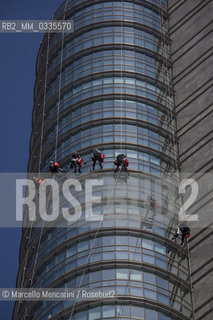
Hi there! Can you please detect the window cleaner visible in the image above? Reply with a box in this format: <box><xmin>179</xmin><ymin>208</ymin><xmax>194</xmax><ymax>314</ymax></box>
<box><xmin>92</xmin><ymin>149</ymin><xmax>104</xmax><ymax>170</ymax></box>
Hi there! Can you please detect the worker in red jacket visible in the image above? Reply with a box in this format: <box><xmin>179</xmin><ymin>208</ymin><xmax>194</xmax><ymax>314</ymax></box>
<box><xmin>92</xmin><ymin>149</ymin><xmax>104</xmax><ymax>170</ymax></box>
<box><xmin>49</xmin><ymin>161</ymin><xmax>64</xmax><ymax>173</ymax></box>
<box><xmin>70</xmin><ymin>152</ymin><xmax>83</xmax><ymax>173</ymax></box>
<box><xmin>33</xmin><ymin>177</ymin><xmax>44</xmax><ymax>188</ymax></box>
<box><xmin>113</xmin><ymin>154</ymin><xmax>128</xmax><ymax>173</ymax></box>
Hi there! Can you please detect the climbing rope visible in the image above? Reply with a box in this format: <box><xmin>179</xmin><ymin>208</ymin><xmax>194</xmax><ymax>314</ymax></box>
<box><xmin>68</xmin><ymin>168</ymin><xmax>125</xmax><ymax>319</ymax></box>
<box><xmin>54</xmin><ymin>0</ymin><xmax>69</xmax><ymax>161</ymax></box>
<box><xmin>38</xmin><ymin>30</ymin><xmax>51</xmax><ymax>175</ymax></box>
<box><xmin>120</xmin><ymin>0</ymin><xmax>123</xmax><ymax>154</ymax></box>
<box><xmin>21</xmin><ymin>1</ymin><xmax>69</xmax><ymax>317</ymax></box>
<box><xmin>16</xmin><ymin>17</ymin><xmax>52</xmax><ymax>318</ymax></box>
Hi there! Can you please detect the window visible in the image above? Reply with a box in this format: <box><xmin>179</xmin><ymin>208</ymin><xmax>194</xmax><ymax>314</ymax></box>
<box><xmin>56</xmin><ymin>251</ymin><xmax>64</xmax><ymax>263</ymax></box>
<box><xmin>116</xmin><ymin>269</ymin><xmax>128</xmax><ymax>280</ymax></box>
<box><xmin>129</xmin><ymin>236</ymin><xmax>139</xmax><ymax>247</ymax></box>
<box><xmin>157</xmin><ymin>276</ymin><xmax>169</xmax><ymax>289</ymax></box>
<box><xmin>78</xmin><ymin>241</ymin><xmax>89</xmax><ymax>252</ymax></box>
<box><xmin>66</xmin><ymin>245</ymin><xmax>76</xmax><ymax>258</ymax></box>
<box><xmin>130</xmin><ymin>269</ymin><xmax>142</xmax><ymax>281</ymax></box>
<box><xmin>159</xmin><ymin>313</ymin><xmax>170</xmax><ymax>320</ymax></box>
<box><xmin>132</xmin><ymin>306</ymin><xmax>144</xmax><ymax>318</ymax></box>
<box><xmin>158</xmin><ymin>293</ymin><xmax>169</xmax><ymax>305</ymax></box>
<box><xmin>103</xmin><ymin>269</ymin><xmax>115</xmax><ymax>280</ymax></box>
<box><xmin>103</xmin><ymin>236</ymin><xmax>114</xmax><ymax>246</ymax></box>
<box><xmin>116</xmin><ymin>235</ymin><xmax>128</xmax><ymax>246</ymax></box>
<box><xmin>142</xmin><ymin>238</ymin><xmax>154</xmax><ymax>250</ymax></box>
<box><xmin>155</xmin><ymin>242</ymin><xmax>166</xmax><ymax>255</ymax></box>
<box><xmin>144</xmin><ymin>272</ymin><xmax>156</xmax><ymax>284</ymax></box>
<box><xmin>103</xmin><ymin>305</ymin><xmax>115</xmax><ymax>317</ymax></box>
<box><xmin>145</xmin><ymin>309</ymin><xmax>158</xmax><ymax>320</ymax></box>
<box><xmin>117</xmin><ymin>305</ymin><xmax>130</xmax><ymax>317</ymax></box>
<box><xmin>89</xmin><ymin>307</ymin><xmax>101</xmax><ymax>320</ymax></box>
<box><xmin>90</xmin><ymin>271</ymin><xmax>101</xmax><ymax>283</ymax></box>
<box><xmin>131</xmin><ymin>287</ymin><xmax>143</xmax><ymax>297</ymax></box>
<box><xmin>144</xmin><ymin>289</ymin><xmax>157</xmax><ymax>300</ymax></box>
<box><xmin>103</xmin><ymin>251</ymin><xmax>115</xmax><ymax>260</ymax></box>
<box><xmin>156</xmin><ymin>258</ymin><xmax>167</xmax><ymax>269</ymax></box>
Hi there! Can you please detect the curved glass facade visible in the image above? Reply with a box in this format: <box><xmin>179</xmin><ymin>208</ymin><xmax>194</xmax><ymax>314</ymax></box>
<box><xmin>14</xmin><ymin>1</ymin><xmax>193</xmax><ymax>320</ymax></box>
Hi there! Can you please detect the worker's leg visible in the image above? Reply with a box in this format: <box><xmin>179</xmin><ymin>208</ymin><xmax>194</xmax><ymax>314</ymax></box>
<box><xmin>172</xmin><ymin>233</ymin><xmax>179</xmax><ymax>242</ymax></box>
<box><xmin>92</xmin><ymin>158</ymin><xmax>96</xmax><ymax>170</ymax></box>
<box><xmin>145</xmin><ymin>207</ymin><xmax>150</xmax><ymax>219</ymax></box>
<box><xmin>99</xmin><ymin>160</ymin><xmax>103</xmax><ymax>169</ymax></box>
<box><xmin>74</xmin><ymin>163</ymin><xmax>77</xmax><ymax>173</ymax></box>
<box><xmin>114</xmin><ymin>164</ymin><xmax>119</xmax><ymax>173</ymax></box>
<box><xmin>151</xmin><ymin>205</ymin><xmax>156</xmax><ymax>217</ymax></box>
<box><xmin>181</xmin><ymin>233</ymin><xmax>185</xmax><ymax>245</ymax></box>
<box><xmin>122</xmin><ymin>163</ymin><xmax>127</xmax><ymax>172</ymax></box>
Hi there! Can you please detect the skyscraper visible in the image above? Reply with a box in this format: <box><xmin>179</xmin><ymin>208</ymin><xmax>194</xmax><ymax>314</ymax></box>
<box><xmin>13</xmin><ymin>1</ymin><xmax>193</xmax><ymax>319</ymax></box>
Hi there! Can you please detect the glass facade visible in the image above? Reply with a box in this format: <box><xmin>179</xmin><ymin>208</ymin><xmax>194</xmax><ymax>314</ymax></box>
<box><xmin>14</xmin><ymin>1</ymin><xmax>193</xmax><ymax>320</ymax></box>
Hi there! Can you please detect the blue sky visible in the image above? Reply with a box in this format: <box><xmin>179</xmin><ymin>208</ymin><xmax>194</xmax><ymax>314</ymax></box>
<box><xmin>0</xmin><ymin>0</ymin><xmax>64</xmax><ymax>318</ymax></box>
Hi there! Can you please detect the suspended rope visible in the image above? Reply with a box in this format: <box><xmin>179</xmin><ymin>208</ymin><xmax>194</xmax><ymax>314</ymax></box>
<box><xmin>178</xmin><ymin>243</ymin><xmax>190</xmax><ymax>320</ymax></box>
<box><xmin>23</xmin><ymin>2</ymin><xmax>70</xmax><ymax>318</ymax></box>
<box><xmin>55</xmin><ymin>0</ymin><xmax>69</xmax><ymax>161</ymax></box>
<box><xmin>16</xmin><ymin>19</ymin><xmax>52</xmax><ymax>318</ymax></box>
<box><xmin>16</xmin><ymin>216</ymin><xmax>35</xmax><ymax>317</ymax></box>
<box><xmin>159</xmin><ymin>0</ymin><xmax>178</xmax><ymax>176</ymax></box>
<box><xmin>120</xmin><ymin>0</ymin><xmax>123</xmax><ymax>154</ymax></box>
<box><xmin>117</xmin><ymin>234</ymin><xmax>142</xmax><ymax>319</ymax></box>
<box><xmin>186</xmin><ymin>238</ymin><xmax>195</xmax><ymax>320</ymax></box>
<box><xmin>38</xmin><ymin>30</ymin><xmax>51</xmax><ymax>175</ymax></box>
<box><xmin>68</xmin><ymin>167</ymin><xmax>124</xmax><ymax>319</ymax></box>
<box><xmin>22</xmin><ymin>184</ymin><xmax>55</xmax><ymax>320</ymax></box>
<box><xmin>157</xmin><ymin>0</ymin><xmax>180</xmax><ymax>243</ymax></box>
<box><xmin>23</xmin><ymin>0</ymin><xmax>70</xmax><ymax>314</ymax></box>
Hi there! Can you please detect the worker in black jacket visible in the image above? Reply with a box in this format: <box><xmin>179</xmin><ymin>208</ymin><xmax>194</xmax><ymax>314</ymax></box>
<box><xmin>70</xmin><ymin>152</ymin><xmax>83</xmax><ymax>173</ymax></box>
<box><xmin>172</xmin><ymin>224</ymin><xmax>191</xmax><ymax>245</ymax></box>
<box><xmin>92</xmin><ymin>149</ymin><xmax>104</xmax><ymax>170</ymax></box>
<box><xmin>113</xmin><ymin>154</ymin><xmax>128</xmax><ymax>173</ymax></box>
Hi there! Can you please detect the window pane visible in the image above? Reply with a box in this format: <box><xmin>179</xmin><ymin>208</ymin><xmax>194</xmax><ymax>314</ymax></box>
<box><xmin>76</xmin><ymin>310</ymin><xmax>87</xmax><ymax>320</ymax></box>
<box><xmin>132</xmin><ymin>306</ymin><xmax>144</xmax><ymax>318</ymax></box>
<box><xmin>103</xmin><ymin>236</ymin><xmax>114</xmax><ymax>246</ymax></box>
<box><xmin>145</xmin><ymin>309</ymin><xmax>158</xmax><ymax>320</ymax></box>
<box><xmin>130</xmin><ymin>269</ymin><xmax>142</xmax><ymax>281</ymax></box>
<box><xmin>67</xmin><ymin>245</ymin><xmax>76</xmax><ymax>257</ymax></box>
<box><xmin>116</xmin><ymin>235</ymin><xmax>128</xmax><ymax>245</ymax></box>
<box><xmin>143</xmin><ymin>254</ymin><xmax>155</xmax><ymax>264</ymax></box>
<box><xmin>155</xmin><ymin>242</ymin><xmax>166</xmax><ymax>255</ymax></box>
<box><xmin>78</xmin><ymin>241</ymin><xmax>89</xmax><ymax>252</ymax></box>
<box><xmin>103</xmin><ymin>305</ymin><xmax>115</xmax><ymax>317</ymax></box>
<box><xmin>90</xmin><ymin>271</ymin><xmax>101</xmax><ymax>282</ymax></box>
<box><xmin>158</xmin><ymin>293</ymin><xmax>169</xmax><ymax>305</ymax></box>
<box><xmin>159</xmin><ymin>313</ymin><xmax>170</xmax><ymax>320</ymax></box>
<box><xmin>144</xmin><ymin>289</ymin><xmax>157</xmax><ymax>300</ymax></box>
<box><xmin>144</xmin><ymin>272</ymin><xmax>156</xmax><ymax>284</ymax></box>
<box><xmin>157</xmin><ymin>276</ymin><xmax>169</xmax><ymax>289</ymax></box>
<box><xmin>117</xmin><ymin>305</ymin><xmax>130</xmax><ymax>317</ymax></box>
<box><xmin>142</xmin><ymin>239</ymin><xmax>153</xmax><ymax>250</ymax></box>
<box><xmin>103</xmin><ymin>269</ymin><xmax>115</xmax><ymax>280</ymax></box>
<box><xmin>116</xmin><ymin>269</ymin><xmax>128</xmax><ymax>279</ymax></box>
<box><xmin>89</xmin><ymin>307</ymin><xmax>101</xmax><ymax>320</ymax></box>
